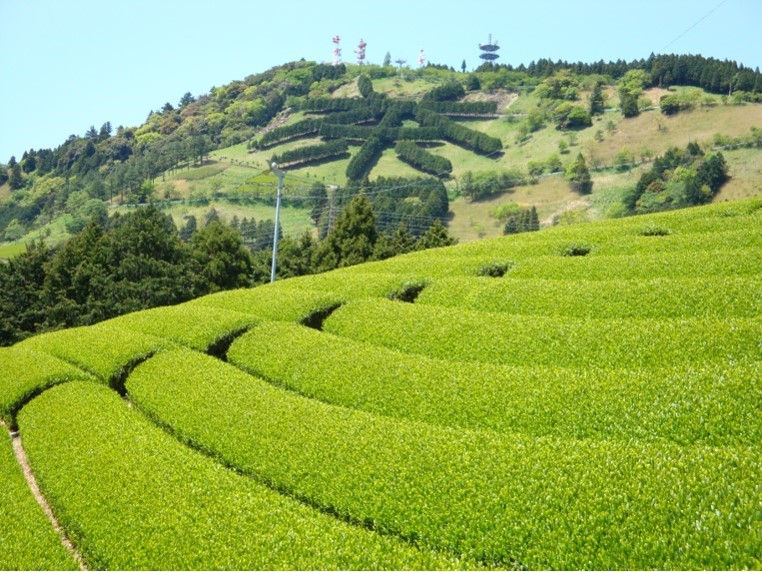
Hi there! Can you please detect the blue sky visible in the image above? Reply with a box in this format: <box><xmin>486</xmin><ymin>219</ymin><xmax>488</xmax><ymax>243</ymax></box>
<box><xmin>1</xmin><ymin>0</ymin><xmax>760</xmax><ymax>162</ymax></box>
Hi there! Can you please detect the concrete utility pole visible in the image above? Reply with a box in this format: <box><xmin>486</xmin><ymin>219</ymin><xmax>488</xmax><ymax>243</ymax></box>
<box><xmin>270</xmin><ymin>162</ymin><xmax>285</xmax><ymax>283</ymax></box>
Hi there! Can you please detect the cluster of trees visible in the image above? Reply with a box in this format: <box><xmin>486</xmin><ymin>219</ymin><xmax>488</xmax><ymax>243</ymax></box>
<box><xmin>533</xmin><ymin>71</ymin><xmax>593</xmax><ymax>130</ymax></box>
<box><xmin>418</xmin><ymin>101</ymin><xmax>498</xmax><ymax>116</ymax></box>
<box><xmin>254</xmin><ymin>119</ymin><xmax>322</xmax><ymax>149</ymax></box>
<box><xmin>416</xmin><ymin>109</ymin><xmax>502</xmax><ymax>154</ymax></box>
<box><xmin>1</xmin><ymin>188</ymin><xmax>457</xmax><ymax>345</ymax></box>
<box><xmin>565</xmin><ymin>153</ymin><xmax>593</xmax><ymax>194</ymax></box>
<box><xmin>502</xmin><ymin>205</ymin><xmax>540</xmax><ymax>235</ymax></box>
<box><xmin>0</xmin><ymin>206</ymin><xmax>252</xmax><ymax>345</ymax></box>
<box><xmin>395</xmin><ymin>141</ymin><xmax>453</xmax><ymax>176</ymax></box>
<box><xmin>346</xmin><ymin>137</ymin><xmax>385</xmax><ymax>181</ymax></box>
<box><xmin>458</xmin><ymin>170</ymin><xmax>528</xmax><ymax>201</ymax></box>
<box><xmin>624</xmin><ymin>143</ymin><xmax>729</xmax><ymax>213</ymax></box>
<box><xmin>271</xmin><ymin>139</ymin><xmax>348</xmax><ymax>168</ymax></box>
<box><xmin>485</xmin><ymin>53</ymin><xmax>762</xmax><ymax>97</ymax></box>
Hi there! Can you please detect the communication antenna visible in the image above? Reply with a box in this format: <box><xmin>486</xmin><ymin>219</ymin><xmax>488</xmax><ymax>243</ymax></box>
<box><xmin>479</xmin><ymin>34</ymin><xmax>500</xmax><ymax>62</ymax></box>
<box><xmin>332</xmin><ymin>35</ymin><xmax>342</xmax><ymax>66</ymax></box>
<box><xmin>394</xmin><ymin>58</ymin><xmax>407</xmax><ymax>69</ymax></box>
<box><xmin>355</xmin><ymin>38</ymin><xmax>367</xmax><ymax>65</ymax></box>
<box><xmin>418</xmin><ymin>49</ymin><xmax>425</xmax><ymax>67</ymax></box>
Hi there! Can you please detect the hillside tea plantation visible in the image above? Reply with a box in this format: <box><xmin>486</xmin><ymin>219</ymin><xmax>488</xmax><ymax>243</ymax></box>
<box><xmin>1</xmin><ymin>197</ymin><xmax>761</xmax><ymax>570</ymax></box>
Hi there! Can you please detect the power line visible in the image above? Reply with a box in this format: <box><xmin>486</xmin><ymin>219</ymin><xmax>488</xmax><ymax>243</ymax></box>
<box><xmin>659</xmin><ymin>0</ymin><xmax>730</xmax><ymax>53</ymax></box>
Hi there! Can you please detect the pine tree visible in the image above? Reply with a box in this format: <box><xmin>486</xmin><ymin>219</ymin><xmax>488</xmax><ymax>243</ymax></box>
<box><xmin>8</xmin><ymin>163</ymin><xmax>24</xmax><ymax>190</ymax></box>
<box><xmin>589</xmin><ymin>82</ymin><xmax>605</xmax><ymax>115</ymax></box>
<box><xmin>565</xmin><ymin>153</ymin><xmax>593</xmax><ymax>194</ymax></box>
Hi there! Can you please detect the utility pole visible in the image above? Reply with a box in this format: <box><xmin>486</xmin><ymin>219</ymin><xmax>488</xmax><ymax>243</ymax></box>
<box><xmin>270</xmin><ymin>162</ymin><xmax>285</xmax><ymax>283</ymax></box>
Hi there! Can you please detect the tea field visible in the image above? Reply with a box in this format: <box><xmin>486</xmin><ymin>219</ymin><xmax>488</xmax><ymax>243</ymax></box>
<box><xmin>1</xmin><ymin>198</ymin><xmax>760</xmax><ymax>570</ymax></box>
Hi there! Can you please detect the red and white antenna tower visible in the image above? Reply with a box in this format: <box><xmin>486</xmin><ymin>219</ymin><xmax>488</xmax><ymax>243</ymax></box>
<box><xmin>355</xmin><ymin>38</ymin><xmax>367</xmax><ymax>65</ymax></box>
<box><xmin>418</xmin><ymin>49</ymin><xmax>425</xmax><ymax>67</ymax></box>
<box><xmin>332</xmin><ymin>35</ymin><xmax>342</xmax><ymax>66</ymax></box>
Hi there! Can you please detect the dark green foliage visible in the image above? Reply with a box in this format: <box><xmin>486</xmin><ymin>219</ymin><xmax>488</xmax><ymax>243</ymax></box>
<box><xmin>589</xmin><ymin>82</ymin><xmax>605</xmax><ymax>115</ymax></box>
<box><xmin>422</xmin><ymin>81</ymin><xmax>466</xmax><ymax>102</ymax></box>
<box><xmin>503</xmin><ymin>206</ymin><xmax>540</xmax><ymax>235</ymax></box>
<box><xmin>301</xmin><ymin>98</ymin><xmax>358</xmax><ymax>112</ymax></box>
<box><xmin>191</xmin><ymin>221</ymin><xmax>253</xmax><ymax>293</ymax></box>
<box><xmin>313</xmin><ymin>196</ymin><xmax>378</xmax><ymax>271</ymax></box>
<box><xmin>8</xmin><ymin>164</ymin><xmax>24</xmax><ymax>190</ymax></box>
<box><xmin>321</xmin><ymin>106</ymin><xmax>380</xmax><ymax>125</ymax></box>
<box><xmin>565</xmin><ymin>153</ymin><xmax>593</xmax><ymax>194</ymax></box>
<box><xmin>417</xmin><ymin>101</ymin><xmax>497</xmax><ymax>116</ymax></box>
<box><xmin>358</xmin><ymin>75</ymin><xmax>374</xmax><ymax>98</ymax></box>
<box><xmin>0</xmin><ymin>166</ymin><xmax>7</xmax><ymax>186</ymax></box>
<box><xmin>562</xmin><ymin>243</ymin><xmax>593</xmax><ymax>257</ymax></box>
<box><xmin>417</xmin><ymin>219</ymin><xmax>457</xmax><ymax>249</ymax></box>
<box><xmin>255</xmin><ymin>119</ymin><xmax>322</xmax><ymax>149</ymax></box>
<box><xmin>459</xmin><ymin>170</ymin><xmax>528</xmax><ymax>201</ymax></box>
<box><xmin>476</xmin><ymin>261</ymin><xmax>512</xmax><ymax>277</ymax></box>
<box><xmin>621</xmin><ymin>91</ymin><xmax>640</xmax><ymax>117</ymax></box>
<box><xmin>180</xmin><ymin>215</ymin><xmax>197</xmax><ymax>242</ymax></box>
<box><xmin>318</xmin><ymin>123</ymin><xmax>377</xmax><ymax>141</ymax></box>
<box><xmin>626</xmin><ymin>144</ymin><xmax>729</xmax><ymax>213</ymax></box>
<box><xmin>346</xmin><ymin>137</ymin><xmax>384</xmax><ymax>181</ymax></box>
<box><xmin>659</xmin><ymin>95</ymin><xmax>680</xmax><ymax>115</ymax></box>
<box><xmin>308</xmin><ymin>182</ymin><xmax>328</xmax><ymax>225</ymax></box>
<box><xmin>395</xmin><ymin>141</ymin><xmax>452</xmax><ymax>176</ymax></box>
<box><xmin>416</xmin><ymin>109</ymin><xmax>502</xmax><ymax>155</ymax></box>
<box><xmin>271</xmin><ymin>139</ymin><xmax>348</xmax><ymax>167</ymax></box>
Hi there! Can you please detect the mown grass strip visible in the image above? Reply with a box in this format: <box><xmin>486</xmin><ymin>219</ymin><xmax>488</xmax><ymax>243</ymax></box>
<box><xmin>0</xmin><ymin>429</ymin><xmax>78</xmax><ymax>571</ymax></box>
<box><xmin>14</xmin><ymin>323</ymin><xmax>174</xmax><ymax>387</ymax></box>
<box><xmin>228</xmin><ymin>322</ymin><xmax>762</xmax><ymax>447</ymax></box>
<box><xmin>127</xmin><ymin>349</ymin><xmax>762</xmax><ymax>570</ymax></box>
<box><xmin>0</xmin><ymin>347</ymin><xmax>93</xmax><ymax>428</ymax></box>
<box><xmin>18</xmin><ymin>382</ymin><xmax>461</xmax><ymax>571</ymax></box>
<box><xmin>104</xmin><ymin>303</ymin><xmax>258</xmax><ymax>352</ymax></box>
<box><xmin>187</xmin><ymin>284</ymin><xmax>344</xmax><ymax>323</ymax></box>
<box><xmin>323</xmin><ymin>298</ymin><xmax>762</xmax><ymax>368</ymax></box>
<box><xmin>417</xmin><ymin>276</ymin><xmax>762</xmax><ymax>318</ymax></box>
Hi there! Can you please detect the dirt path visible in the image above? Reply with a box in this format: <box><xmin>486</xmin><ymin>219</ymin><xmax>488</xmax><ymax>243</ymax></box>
<box><xmin>9</xmin><ymin>427</ymin><xmax>88</xmax><ymax>570</ymax></box>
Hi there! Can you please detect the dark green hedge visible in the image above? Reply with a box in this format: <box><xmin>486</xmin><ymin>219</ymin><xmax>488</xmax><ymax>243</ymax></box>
<box><xmin>395</xmin><ymin>141</ymin><xmax>452</xmax><ymax>176</ymax></box>
<box><xmin>271</xmin><ymin>139</ymin><xmax>349</xmax><ymax>167</ymax></box>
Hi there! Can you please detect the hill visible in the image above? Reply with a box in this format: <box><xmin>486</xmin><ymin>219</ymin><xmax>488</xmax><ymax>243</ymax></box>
<box><xmin>1</xmin><ymin>197</ymin><xmax>761</xmax><ymax>569</ymax></box>
<box><xmin>1</xmin><ymin>54</ymin><xmax>761</xmax><ymax>255</ymax></box>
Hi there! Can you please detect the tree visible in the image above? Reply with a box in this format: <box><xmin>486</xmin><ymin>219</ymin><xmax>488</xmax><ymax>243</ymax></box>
<box><xmin>461</xmin><ymin>60</ymin><xmax>467</xmax><ymax>73</ymax></box>
<box><xmin>417</xmin><ymin>219</ymin><xmax>456</xmax><ymax>250</ymax></box>
<box><xmin>383</xmin><ymin>52</ymin><xmax>392</xmax><ymax>67</ymax></box>
<box><xmin>8</xmin><ymin>163</ymin><xmax>24</xmax><ymax>190</ymax></box>
<box><xmin>565</xmin><ymin>153</ymin><xmax>593</xmax><ymax>194</ymax></box>
<box><xmin>620</xmin><ymin>90</ymin><xmax>640</xmax><ymax>117</ymax></box>
<box><xmin>589</xmin><ymin>82</ymin><xmax>605</xmax><ymax>115</ymax></box>
<box><xmin>179</xmin><ymin>92</ymin><xmax>195</xmax><ymax>108</ymax></box>
<box><xmin>99</xmin><ymin>122</ymin><xmax>112</xmax><ymax>139</ymax></box>
<box><xmin>313</xmin><ymin>195</ymin><xmax>378</xmax><ymax>271</ymax></box>
<box><xmin>308</xmin><ymin>182</ymin><xmax>328</xmax><ymax>225</ymax></box>
<box><xmin>191</xmin><ymin>221</ymin><xmax>253</xmax><ymax>293</ymax></box>
<box><xmin>180</xmin><ymin>215</ymin><xmax>198</xmax><ymax>242</ymax></box>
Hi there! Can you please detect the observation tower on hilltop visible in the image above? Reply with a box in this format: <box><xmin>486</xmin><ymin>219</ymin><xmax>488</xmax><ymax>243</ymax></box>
<box><xmin>479</xmin><ymin>34</ymin><xmax>500</xmax><ymax>63</ymax></box>
<box><xmin>355</xmin><ymin>38</ymin><xmax>367</xmax><ymax>65</ymax></box>
<box><xmin>332</xmin><ymin>35</ymin><xmax>342</xmax><ymax>66</ymax></box>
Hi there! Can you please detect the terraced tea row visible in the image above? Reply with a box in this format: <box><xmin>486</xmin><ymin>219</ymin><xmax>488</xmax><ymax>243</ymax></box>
<box><xmin>228</xmin><ymin>322</ymin><xmax>761</xmax><ymax>446</ymax></box>
<box><xmin>18</xmin><ymin>382</ymin><xmax>459</xmax><ymax>570</ymax></box>
<box><xmin>416</xmin><ymin>276</ymin><xmax>762</xmax><ymax>318</ymax></box>
<box><xmin>323</xmin><ymin>298</ymin><xmax>762</xmax><ymax>368</ymax></box>
<box><xmin>0</xmin><ymin>430</ymin><xmax>77</xmax><ymax>571</ymax></box>
<box><xmin>126</xmin><ymin>349</ymin><xmax>762</xmax><ymax>570</ymax></box>
<box><xmin>0</xmin><ymin>347</ymin><xmax>93</xmax><ymax>428</ymax></box>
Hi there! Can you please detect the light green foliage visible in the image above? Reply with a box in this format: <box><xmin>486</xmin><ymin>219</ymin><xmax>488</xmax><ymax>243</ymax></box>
<box><xmin>15</xmin><ymin>323</ymin><xmax>173</xmax><ymax>384</ymax></box>
<box><xmin>418</xmin><ymin>276</ymin><xmax>762</xmax><ymax>318</ymax></box>
<box><xmin>229</xmin><ymin>322</ymin><xmax>761</xmax><ymax>446</ymax></box>
<box><xmin>0</xmin><ymin>431</ymin><xmax>77</xmax><ymax>570</ymax></box>
<box><xmin>0</xmin><ymin>347</ymin><xmax>92</xmax><ymax>426</ymax></box>
<box><xmin>105</xmin><ymin>303</ymin><xmax>258</xmax><ymax>352</ymax></box>
<box><xmin>324</xmin><ymin>298</ymin><xmax>761</xmax><ymax>368</ymax></box>
<box><xmin>19</xmin><ymin>382</ymin><xmax>454</xmax><ymax>570</ymax></box>
<box><xmin>187</xmin><ymin>283</ymin><xmax>344</xmax><ymax>323</ymax></box>
<box><xmin>127</xmin><ymin>350</ymin><xmax>762</xmax><ymax>570</ymax></box>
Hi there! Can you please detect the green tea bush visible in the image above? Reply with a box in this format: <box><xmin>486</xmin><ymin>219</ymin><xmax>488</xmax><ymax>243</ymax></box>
<box><xmin>19</xmin><ymin>382</ymin><xmax>459</xmax><ymax>570</ymax></box>
<box><xmin>127</xmin><ymin>350</ymin><xmax>762</xmax><ymax>570</ymax></box>
<box><xmin>0</xmin><ymin>347</ymin><xmax>92</xmax><ymax>426</ymax></box>
<box><xmin>417</xmin><ymin>276</ymin><xmax>762</xmax><ymax>318</ymax></box>
<box><xmin>228</xmin><ymin>322</ymin><xmax>762</xmax><ymax>446</ymax></box>
<box><xmin>105</xmin><ymin>304</ymin><xmax>258</xmax><ymax>352</ymax></box>
<box><xmin>0</xmin><ymin>431</ymin><xmax>77</xmax><ymax>570</ymax></box>
<box><xmin>15</xmin><ymin>323</ymin><xmax>173</xmax><ymax>386</ymax></box>
<box><xmin>323</xmin><ymin>299</ymin><xmax>762</xmax><ymax>368</ymax></box>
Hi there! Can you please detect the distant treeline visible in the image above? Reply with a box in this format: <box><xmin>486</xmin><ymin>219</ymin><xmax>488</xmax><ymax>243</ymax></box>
<box><xmin>481</xmin><ymin>53</ymin><xmax>762</xmax><ymax>96</ymax></box>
